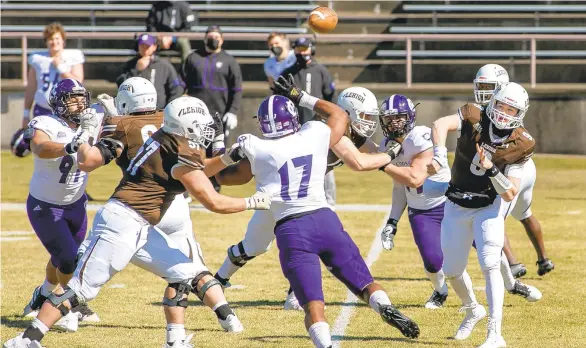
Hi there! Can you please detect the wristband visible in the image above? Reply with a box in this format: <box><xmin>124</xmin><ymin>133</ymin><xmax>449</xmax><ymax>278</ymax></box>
<box><xmin>433</xmin><ymin>145</ymin><xmax>447</xmax><ymax>158</ymax></box>
<box><xmin>299</xmin><ymin>93</ymin><xmax>319</xmax><ymax>110</ymax></box>
<box><xmin>379</xmin><ymin>161</ymin><xmax>391</xmax><ymax>172</ymax></box>
<box><xmin>23</xmin><ymin>109</ymin><xmax>30</xmax><ymax>119</ymax></box>
<box><xmin>64</xmin><ymin>142</ymin><xmax>76</xmax><ymax>155</ymax></box>
<box><xmin>387</xmin><ymin>218</ymin><xmax>399</xmax><ymax>227</ymax></box>
<box><xmin>57</xmin><ymin>63</ymin><xmax>71</xmax><ymax>74</ymax></box>
<box><xmin>487</xmin><ymin>166</ymin><xmax>513</xmax><ymax>194</ymax></box>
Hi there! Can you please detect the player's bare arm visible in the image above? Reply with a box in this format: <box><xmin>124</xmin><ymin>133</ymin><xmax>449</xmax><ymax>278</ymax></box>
<box><xmin>382</xmin><ymin>148</ymin><xmax>432</xmax><ymax>188</ymax></box>
<box><xmin>476</xmin><ymin>143</ymin><xmax>520</xmax><ymax>202</ymax></box>
<box><xmin>77</xmin><ymin>140</ymin><xmax>123</xmax><ymax>172</ymax></box>
<box><xmin>215</xmin><ymin>159</ymin><xmax>254</xmax><ymax>186</ymax></box>
<box><xmin>332</xmin><ymin>136</ymin><xmax>392</xmax><ymax>171</ymax></box>
<box><xmin>203</xmin><ymin>143</ymin><xmax>247</xmax><ymax>177</ymax></box>
<box><xmin>428</xmin><ymin>113</ymin><xmax>460</xmax><ymax>175</ymax></box>
<box><xmin>30</xmin><ymin>129</ymin><xmax>88</xmax><ymax>160</ymax></box>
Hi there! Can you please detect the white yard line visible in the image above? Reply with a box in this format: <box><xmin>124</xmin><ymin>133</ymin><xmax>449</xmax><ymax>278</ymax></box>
<box><xmin>331</xmin><ymin>205</ymin><xmax>391</xmax><ymax>347</ymax></box>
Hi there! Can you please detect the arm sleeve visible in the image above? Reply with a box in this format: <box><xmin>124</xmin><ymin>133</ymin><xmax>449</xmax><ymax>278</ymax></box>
<box><xmin>165</xmin><ymin>61</ymin><xmax>184</xmax><ymax>104</ymax></box>
<box><xmin>263</xmin><ymin>59</ymin><xmax>272</xmax><ymax>79</ymax></box>
<box><xmin>321</xmin><ymin>65</ymin><xmax>335</xmax><ymax>102</ymax></box>
<box><xmin>226</xmin><ymin>57</ymin><xmax>243</xmax><ymax>115</ymax></box>
<box><xmin>390</xmin><ymin>181</ymin><xmax>408</xmax><ymax>221</ymax></box>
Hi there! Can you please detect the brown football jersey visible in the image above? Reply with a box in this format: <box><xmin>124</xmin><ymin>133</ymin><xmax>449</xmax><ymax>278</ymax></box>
<box><xmin>451</xmin><ymin>103</ymin><xmax>535</xmax><ymax>196</ymax></box>
<box><xmin>326</xmin><ymin>126</ymin><xmax>367</xmax><ymax>173</ymax></box>
<box><xmin>103</xmin><ymin>114</ymin><xmax>205</xmax><ymax>225</ymax></box>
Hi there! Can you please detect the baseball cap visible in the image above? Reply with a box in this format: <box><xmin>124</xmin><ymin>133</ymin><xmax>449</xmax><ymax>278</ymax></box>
<box><xmin>205</xmin><ymin>25</ymin><xmax>223</xmax><ymax>35</ymax></box>
<box><xmin>137</xmin><ymin>33</ymin><xmax>156</xmax><ymax>46</ymax></box>
<box><xmin>293</xmin><ymin>37</ymin><xmax>314</xmax><ymax>49</ymax></box>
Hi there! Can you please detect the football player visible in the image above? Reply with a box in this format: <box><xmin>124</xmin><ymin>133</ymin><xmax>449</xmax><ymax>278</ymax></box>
<box><xmin>76</xmin><ymin>77</ymin><xmax>243</xmax><ymax>334</ymax></box>
<box><xmin>473</xmin><ymin>64</ymin><xmax>554</xmax><ymax>278</ymax></box>
<box><xmin>21</xmin><ymin>78</ymin><xmax>101</xmax><ymax>331</ymax></box>
<box><xmin>230</xmin><ymin>76</ymin><xmax>419</xmax><ymax>347</ymax></box>
<box><xmin>13</xmin><ymin>23</ymin><xmax>85</xmax><ymax>158</ymax></box>
<box><xmin>378</xmin><ymin>94</ymin><xmax>455</xmax><ymax>309</ymax></box>
<box><xmin>4</xmin><ymin>96</ymin><xmax>271</xmax><ymax>348</ymax></box>
<box><xmin>428</xmin><ymin>82</ymin><xmax>535</xmax><ymax>347</ymax></box>
<box><xmin>213</xmin><ymin>85</ymin><xmax>399</xmax><ymax>311</ymax></box>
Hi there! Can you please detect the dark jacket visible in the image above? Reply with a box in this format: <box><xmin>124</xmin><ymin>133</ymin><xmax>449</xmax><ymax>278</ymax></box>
<box><xmin>181</xmin><ymin>49</ymin><xmax>243</xmax><ymax>117</ymax></box>
<box><xmin>116</xmin><ymin>55</ymin><xmax>184</xmax><ymax>110</ymax></box>
<box><xmin>146</xmin><ymin>1</ymin><xmax>195</xmax><ymax>33</ymax></box>
<box><xmin>280</xmin><ymin>59</ymin><xmax>335</xmax><ymax>124</ymax></box>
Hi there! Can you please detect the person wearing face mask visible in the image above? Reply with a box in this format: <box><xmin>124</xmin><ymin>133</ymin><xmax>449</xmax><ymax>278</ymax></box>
<box><xmin>263</xmin><ymin>32</ymin><xmax>297</xmax><ymax>88</ymax></box>
<box><xmin>116</xmin><ymin>33</ymin><xmax>184</xmax><ymax>111</ymax></box>
<box><xmin>279</xmin><ymin>37</ymin><xmax>335</xmax><ymax>125</ymax></box>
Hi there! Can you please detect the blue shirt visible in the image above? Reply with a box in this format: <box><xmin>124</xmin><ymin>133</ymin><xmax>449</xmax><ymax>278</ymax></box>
<box><xmin>263</xmin><ymin>51</ymin><xmax>297</xmax><ymax>80</ymax></box>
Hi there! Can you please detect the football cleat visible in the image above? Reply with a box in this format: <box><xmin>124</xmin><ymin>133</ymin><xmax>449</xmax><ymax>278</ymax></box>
<box><xmin>379</xmin><ymin>304</ymin><xmax>420</xmax><ymax>339</ymax></box>
<box><xmin>508</xmin><ymin>280</ymin><xmax>542</xmax><ymax>302</ymax></box>
<box><xmin>163</xmin><ymin>333</ymin><xmax>194</xmax><ymax>348</ymax></box>
<box><xmin>454</xmin><ymin>303</ymin><xmax>486</xmax><ymax>340</ymax></box>
<box><xmin>52</xmin><ymin>311</ymin><xmax>79</xmax><ymax>332</ymax></box>
<box><xmin>537</xmin><ymin>259</ymin><xmax>555</xmax><ymax>276</ymax></box>
<box><xmin>509</xmin><ymin>263</ymin><xmax>527</xmax><ymax>279</ymax></box>
<box><xmin>3</xmin><ymin>333</ymin><xmax>45</xmax><ymax>348</ymax></box>
<box><xmin>218</xmin><ymin>314</ymin><xmax>244</xmax><ymax>333</ymax></box>
<box><xmin>213</xmin><ymin>273</ymin><xmax>232</xmax><ymax>288</ymax></box>
<box><xmin>72</xmin><ymin>303</ymin><xmax>100</xmax><ymax>322</ymax></box>
<box><xmin>424</xmin><ymin>290</ymin><xmax>448</xmax><ymax>309</ymax></box>
<box><xmin>283</xmin><ymin>291</ymin><xmax>303</xmax><ymax>311</ymax></box>
<box><xmin>22</xmin><ymin>286</ymin><xmax>47</xmax><ymax>317</ymax></box>
<box><xmin>478</xmin><ymin>318</ymin><xmax>506</xmax><ymax>348</ymax></box>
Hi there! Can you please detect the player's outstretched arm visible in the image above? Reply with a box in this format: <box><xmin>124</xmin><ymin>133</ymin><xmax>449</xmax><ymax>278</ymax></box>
<box><xmin>215</xmin><ymin>159</ymin><xmax>254</xmax><ymax>186</ymax></box>
<box><xmin>203</xmin><ymin>143</ymin><xmax>247</xmax><ymax>177</ymax></box>
<box><xmin>332</xmin><ymin>136</ymin><xmax>392</xmax><ymax>171</ymax></box>
<box><xmin>30</xmin><ymin>129</ymin><xmax>86</xmax><ymax>159</ymax></box>
<box><xmin>173</xmin><ymin>165</ymin><xmax>269</xmax><ymax>213</ymax></box>
<box><xmin>428</xmin><ymin>114</ymin><xmax>460</xmax><ymax>175</ymax></box>
<box><xmin>381</xmin><ymin>148</ymin><xmax>432</xmax><ymax>188</ymax></box>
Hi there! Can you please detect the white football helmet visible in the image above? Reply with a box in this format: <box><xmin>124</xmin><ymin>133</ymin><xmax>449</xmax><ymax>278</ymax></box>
<box><xmin>486</xmin><ymin>82</ymin><xmax>529</xmax><ymax>130</ymax></box>
<box><xmin>337</xmin><ymin>86</ymin><xmax>379</xmax><ymax>138</ymax></box>
<box><xmin>116</xmin><ymin>77</ymin><xmax>157</xmax><ymax>115</ymax></box>
<box><xmin>163</xmin><ymin>96</ymin><xmax>215</xmax><ymax>148</ymax></box>
<box><xmin>473</xmin><ymin>64</ymin><xmax>509</xmax><ymax>104</ymax></box>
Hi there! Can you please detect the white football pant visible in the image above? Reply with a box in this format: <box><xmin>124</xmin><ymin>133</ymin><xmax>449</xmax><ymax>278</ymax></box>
<box><xmin>510</xmin><ymin>158</ymin><xmax>535</xmax><ymax>221</ymax></box>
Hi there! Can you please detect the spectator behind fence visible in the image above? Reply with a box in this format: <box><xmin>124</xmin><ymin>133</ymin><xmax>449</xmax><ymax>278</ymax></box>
<box><xmin>181</xmin><ymin>25</ymin><xmax>242</xmax><ymax>138</ymax></box>
<box><xmin>116</xmin><ymin>34</ymin><xmax>184</xmax><ymax>110</ymax></box>
<box><xmin>23</xmin><ymin>22</ymin><xmax>85</xmax><ymax>128</ymax></box>
<box><xmin>146</xmin><ymin>1</ymin><xmax>195</xmax><ymax>65</ymax></box>
<box><xmin>263</xmin><ymin>32</ymin><xmax>296</xmax><ymax>88</ymax></box>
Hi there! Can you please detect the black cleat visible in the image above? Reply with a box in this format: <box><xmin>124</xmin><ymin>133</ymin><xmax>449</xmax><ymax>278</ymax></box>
<box><xmin>510</xmin><ymin>263</ymin><xmax>527</xmax><ymax>278</ymax></box>
<box><xmin>424</xmin><ymin>291</ymin><xmax>448</xmax><ymax>309</ymax></box>
<box><xmin>379</xmin><ymin>304</ymin><xmax>420</xmax><ymax>339</ymax></box>
<box><xmin>537</xmin><ymin>258</ymin><xmax>555</xmax><ymax>276</ymax></box>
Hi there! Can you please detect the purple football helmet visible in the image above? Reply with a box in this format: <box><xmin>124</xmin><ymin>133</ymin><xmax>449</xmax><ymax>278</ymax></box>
<box><xmin>380</xmin><ymin>94</ymin><xmax>417</xmax><ymax>139</ymax></box>
<box><xmin>256</xmin><ymin>95</ymin><xmax>300</xmax><ymax>138</ymax></box>
<box><xmin>49</xmin><ymin>78</ymin><xmax>90</xmax><ymax>124</ymax></box>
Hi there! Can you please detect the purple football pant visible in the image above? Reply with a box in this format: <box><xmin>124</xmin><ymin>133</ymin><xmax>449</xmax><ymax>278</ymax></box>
<box><xmin>33</xmin><ymin>104</ymin><xmax>52</xmax><ymax>117</ymax></box>
<box><xmin>275</xmin><ymin>208</ymin><xmax>374</xmax><ymax>306</ymax></box>
<box><xmin>408</xmin><ymin>203</ymin><xmax>445</xmax><ymax>273</ymax></box>
<box><xmin>27</xmin><ymin>194</ymin><xmax>88</xmax><ymax>274</ymax></box>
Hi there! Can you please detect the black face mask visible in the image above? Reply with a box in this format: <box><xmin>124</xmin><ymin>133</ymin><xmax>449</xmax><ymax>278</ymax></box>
<box><xmin>295</xmin><ymin>53</ymin><xmax>311</xmax><ymax>66</ymax></box>
<box><xmin>206</xmin><ymin>38</ymin><xmax>220</xmax><ymax>50</ymax></box>
<box><xmin>271</xmin><ymin>46</ymin><xmax>283</xmax><ymax>56</ymax></box>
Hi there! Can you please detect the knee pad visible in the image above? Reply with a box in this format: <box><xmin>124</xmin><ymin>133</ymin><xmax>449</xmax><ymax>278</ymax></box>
<box><xmin>227</xmin><ymin>242</ymin><xmax>255</xmax><ymax>267</ymax></box>
<box><xmin>46</xmin><ymin>286</ymin><xmax>82</xmax><ymax>316</ymax></box>
<box><xmin>163</xmin><ymin>281</ymin><xmax>192</xmax><ymax>308</ymax></box>
<box><xmin>58</xmin><ymin>258</ymin><xmax>77</xmax><ymax>274</ymax></box>
<box><xmin>191</xmin><ymin>271</ymin><xmax>222</xmax><ymax>301</ymax></box>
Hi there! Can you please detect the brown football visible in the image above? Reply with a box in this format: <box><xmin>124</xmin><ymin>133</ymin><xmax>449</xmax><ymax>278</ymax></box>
<box><xmin>308</xmin><ymin>7</ymin><xmax>338</xmax><ymax>34</ymax></box>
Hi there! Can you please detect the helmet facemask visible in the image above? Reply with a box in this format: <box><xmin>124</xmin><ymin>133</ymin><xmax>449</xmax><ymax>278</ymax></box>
<box><xmin>474</xmin><ymin>81</ymin><xmax>498</xmax><ymax>104</ymax></box>
<box><xmin>380</xmin><ymin>111</ymin><xmax>414</xmax><ymax>139</ymax></box>
<box><xmin>58</xmin><ymin>91</ymin><xmax>90</xmax><ymax>124</ymax></box>
<box><xmin>185</xmin><ymin>120</ymin><xmax>215</xmax><ymax>148</ymax></box>
<box><xmin>487</xmin><ymin>100</ymin><xmax>524</xmax><ymax>130</ymax></box>
<box><xmin>351</xmin><ymin>109</ymin><xmax>379</xmax><ymax>138</ymax></box>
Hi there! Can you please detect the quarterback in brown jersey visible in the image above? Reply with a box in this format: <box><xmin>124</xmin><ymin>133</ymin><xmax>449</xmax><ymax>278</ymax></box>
<box><xmin>427</xmin><ymin>82</ymin><xmax>534</xmax><ymax>348</ymax></box>
<box><xmin>8</xmin><ymin>83</ymin><xmax>269</xmax><ymax>347</ymax></box>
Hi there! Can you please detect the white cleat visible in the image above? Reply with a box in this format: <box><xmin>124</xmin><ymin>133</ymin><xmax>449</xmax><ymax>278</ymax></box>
<box><xmin>53</xmin><ymin>311</ymin><xmax>79</xmax><ymax>332</ymax></box>
<box><xmin>23</xmin><ymin>310</ymin><xmax>39</xmax><ymax>318</ymax></box>
<box><xmin>478</xmin><ymin>319</ymin><xmax>507</xmax><ymax>348</ymax></box>
<box><xmin>454</xmin><ymin>303</ymin><xmax>487</xmax><ymax>340</ymax></box>
<box><xmin>218</xmin><ymin>314</ymin><xmax>244</xmax><ymax>333</ymax></box>
<box><xmin>283</xmin><ymin>291</ymin><xmax>303</xmax><ymax>311</ymax></box>
<box><xmin>3</xmin><ymin>333</ymin><xmax>45</xmax><ymax>348</ymax></box>
<box><xmin>162</xmin><ymin>333</ymin><xmax>194</xmax><ymax>348</ymax></box>
<box><xmin>508</xmin><ymin>280</ymin><xmax>542</xmax><ymax>302</ymax></box>
<box><xmin>73</xmin><ymin>304</ymin><xmax>101</xmax><ymax>323</ymax></box>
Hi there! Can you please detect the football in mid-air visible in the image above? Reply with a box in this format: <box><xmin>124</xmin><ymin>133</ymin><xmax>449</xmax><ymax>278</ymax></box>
<box><xmin>308</xmin><ymin>6</ymin><xmax>338</xmax><ymax>34</ymax></box>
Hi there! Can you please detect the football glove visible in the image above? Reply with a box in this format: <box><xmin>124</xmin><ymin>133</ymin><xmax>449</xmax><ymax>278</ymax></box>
<box><xmin>79</xmin><ymin>108</ymin><xmax>100</xmax><ymax>137</ymax></box>
<box><xmin>245</xmin><ymin>191</ymin><xmax>271</xmax><ymax>210</ymax></box>
<box><xmin>385</xmin><ymin>139</ymin><xmax>402</xmax><ymax>160</ymax></box>
<box><xmin>381</xmin><ymin>218</ymin><xmax>398</xmax><ymax>251</ymax></box>
<box><xmin>96</xmin><ymin>93</ymin><xmax>119</xmax><ymax>116</ymax></box>
<box><xmin>272</xmin><ymin>74</ymin><xmax>304</xmax><ymax>105</ymax></box>
<box><xmin>222</xmin><ymin>112</ymin><xmax>238</xmax><ymax>137</ymax></box>
<box><xmin>220</xmin><ymin>143</ymin><xmax>246</xmax><ymax>166</ymax></box>
<box><xmin>65</xmin><ymin>131</ymin><xmax>90</xmax><ymax>154</ymax></box>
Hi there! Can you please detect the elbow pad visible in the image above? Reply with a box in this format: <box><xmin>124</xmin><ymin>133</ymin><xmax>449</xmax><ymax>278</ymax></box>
<box><xmin>96</xmin><ymin>138</ymin><xmax>123</xmax><ymax>165</ymax></box>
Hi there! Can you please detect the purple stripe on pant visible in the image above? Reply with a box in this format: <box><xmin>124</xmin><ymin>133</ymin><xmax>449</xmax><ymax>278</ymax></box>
<box><xmin>26</xmin><ymin>194</ymin><xmax>88</xmax><ymax>274</ymax></box>
<box><xmin>407</xmin><ymin>202</ymin><xmax>445</xmax><ymax>273</ymax></box>
<box><xmin>275</xmin><ymin>208</ymin><xmax>374</xmax><ymax>306</ymax></box>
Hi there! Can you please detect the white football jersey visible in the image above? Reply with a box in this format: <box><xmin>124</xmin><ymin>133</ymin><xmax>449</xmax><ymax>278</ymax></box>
<box><xmin>28</xmin><ymin>111</ymin><xmax>103</xmax><ymax>205</ymax></box>
<box><xmin>28</xmin><ymin>49</ymin><xmax>85</xmax><ymax>110</ymax></box>
<box><xmin>263</xmin><ymin>51</ymin><xmax>297</xmax><ymax>80</ymax></box>
<box><xmin>383</xmin><ymin>126</ymin><xmax>450</xmax><ymax>210</ymax></box>
<box><xmin>239</xmin><ymin>120</ymin><xmax>331</xmax><ymax>221</ymax></box>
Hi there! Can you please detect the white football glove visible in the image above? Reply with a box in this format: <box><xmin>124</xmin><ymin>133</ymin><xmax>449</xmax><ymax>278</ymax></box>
<box><xmin>79</xmin><ymin>108</ymin><xmax>100</xmax><ymax>136</ymax></box>
<box><xmin>64</xmin><ymin>130</ymin><xmax>90</xmax><ymax>154</ymax></box>
<box><xmin>245</xmin><ymin>191</ymin><xmax>271</xmax><ymax>210</ymax></box>
<box><xmin>432</xmin><ymin>145</ymin><xmax>449</xmax><ymax>169</ymax></box>
<box><xmin>381</xmin><ymin>218</ymin><xmax>398</xmax><ymax>251</ymax></box>
<box><xmin>222</xmin><ymin>112</ymin><xmax>238</xmax><ymax>137</ymax></box>
<box><xmin>96</xmin><ymin>93</ymin><xmax>119</xmax><ymax>116</ymax></box>
<box><xmin>384</xmin><ymin>139</ymin><xmax>402</xmax><ymax>160</ymax></box>
<box><xmin>212</xmin><ymin>133</ymin><xmax>226</xmax><ymax>157</ymax></box>
<box><xmin>220</xmin><ymin>143</ymin><xmax>246</xmax><ymax>166</ymax></box>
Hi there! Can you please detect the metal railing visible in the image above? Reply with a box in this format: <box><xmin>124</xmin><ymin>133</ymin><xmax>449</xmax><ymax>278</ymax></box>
<box><xmin>3</xmin><ymin>32</ymin><xmax>586</xmax><ymax>88</ymax></box>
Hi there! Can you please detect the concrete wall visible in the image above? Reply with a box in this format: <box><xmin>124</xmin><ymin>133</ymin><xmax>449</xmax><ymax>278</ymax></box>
<box><xmin>3</xmin><ymin>91</ymin><xmax>585</xmax><ymax>154</ymax></box>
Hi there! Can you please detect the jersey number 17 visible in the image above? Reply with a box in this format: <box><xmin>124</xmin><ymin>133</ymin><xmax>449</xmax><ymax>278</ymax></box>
<box><xmin>277</xmin><ymin>155</ymin><xmax>313</xmax><ymax>201</ymax></box>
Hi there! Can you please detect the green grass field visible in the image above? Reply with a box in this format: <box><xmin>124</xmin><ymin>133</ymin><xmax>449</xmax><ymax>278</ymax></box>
<box><xmin>2</xmin><ymin>151</ymin><xmax>586</xmax><ymax>348</ymax></box>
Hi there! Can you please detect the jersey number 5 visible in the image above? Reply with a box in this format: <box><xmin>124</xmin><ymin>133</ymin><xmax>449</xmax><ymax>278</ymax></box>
<box><xmin>470</xmin><ymin>151</ymin><xmax>493</xmax><ymax>176</ymax></box>
<box><xmin>277</xmin><ymin>155</ymin><xmax>313</xmax><ymax>201</ymax></box>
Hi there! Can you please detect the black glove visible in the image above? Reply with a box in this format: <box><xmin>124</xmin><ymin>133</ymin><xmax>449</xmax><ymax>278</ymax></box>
<box><xmin>385</xmin><ymin>139</ymin><xmax>402</xmax><ymax>160</ymax></box>
<box><xmin>381</xmin><ymin>218</ymin><xmax>399</xmax><ymax>251</ymax></box>
<box><xmin>271</xmin><ymin>74</ymin><xmax>304</xmax><ymax>105</ymax></box>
